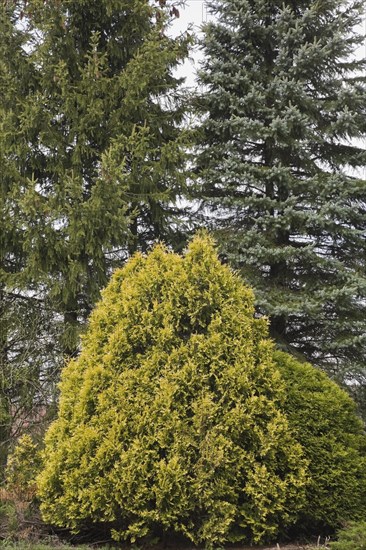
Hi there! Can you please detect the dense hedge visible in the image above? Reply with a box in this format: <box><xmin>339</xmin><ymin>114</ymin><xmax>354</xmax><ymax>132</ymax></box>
<box><xmin>37</xmin><ymin>235</ymin><xmax>366</xmax><ymax>545</ymax></box>
<box><xmin>275</xmin><ymin>351</ymin><xmax>366</xmax><ymax>532</ymax></box>
<box><xmin>37</xmin><ymin>236</ymin><xmax>307</xmax><ymax>545</ymax></box>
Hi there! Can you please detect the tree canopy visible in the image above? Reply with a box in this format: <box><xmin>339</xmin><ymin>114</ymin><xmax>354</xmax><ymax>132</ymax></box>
<box><xmin>195</xmin><ymin>0</ymin><xmax>366</xmax><ymax>401</ymax></box>
<box><xmin>0</xmin><ymin>0</ymin><xmax>191</xmax><ymax>356</ymax></box>
<box><xmin>0</xmin><ymin>0</ymin><xmax>191</xmax><ymax>466</ymax></box>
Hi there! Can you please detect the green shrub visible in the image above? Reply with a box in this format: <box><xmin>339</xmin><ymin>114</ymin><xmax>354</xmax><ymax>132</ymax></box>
<box><xmin>330</xmin><ymin>521</ymin><xmax>366</xmax><ymax>549</ymax></box>
<box><xmin>275</xmin><ymin>352</ymin><xmax>366</xmax><ymax>531</ymax></box>
<box><xmin>0</xmin><ymin>435</ymin><xmax>43</xmax><ymax>540</ymax></box>
<box><xmin>37</xmin><ymin>235</ymin><xmax>366</xmax><ymax>546</ymax></box>
<box><xmin>5</xmin><ymin>435</ymin><xmax>41</xmax><ymax>501</ymax></box>
<box><xmin>37</xmin><ymin>235</ymin><xmax>307</xmax><ymax>546</ymax></box>
<box><xmin>0</xmin><ymin>498</ymin><xmax>18</xmax><ymax>539</ymax></box>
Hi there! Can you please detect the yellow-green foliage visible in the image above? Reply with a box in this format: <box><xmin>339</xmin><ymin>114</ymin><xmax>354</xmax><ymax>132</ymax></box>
<box><xmin>37</xmin><ymin>235</ymin><xmax>307</xmax><ymax>546</ymax></box>
<box><xmin>1</xmin><ymin>435</ymin><xmax>42</xmax><ymax>541</ymax></box>
<box><xmin>275</xmin><ymin>352</ymin><xmax>366</xmax><ymax>531</ymax></box>
<box><xmin>5</xmin><ymin>435</ymin><xmax>41</xmax><ymax>501</ymax></box>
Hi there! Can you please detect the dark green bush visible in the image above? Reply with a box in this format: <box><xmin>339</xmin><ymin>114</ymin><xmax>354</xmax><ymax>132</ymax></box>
<box><xmin>37</xmin><ymin>236</ymin><xmax>307</xmax><ymax>546</ymax></box>
<box><xmin>275</xmin><ymin>351</ymin><xmax>366</xmax><ymax>531</ymax></box>
<box><xmin>330</xmin><ymin>521</ymin><xmax>366</xmax><ymax>550</ymax></box>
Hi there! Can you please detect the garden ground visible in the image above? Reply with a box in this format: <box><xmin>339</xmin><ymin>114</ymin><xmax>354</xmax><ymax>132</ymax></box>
<box><xmin>0</xmin><ymin>543</ymin><xmax>331</xmax><ymax>550</ymax></box>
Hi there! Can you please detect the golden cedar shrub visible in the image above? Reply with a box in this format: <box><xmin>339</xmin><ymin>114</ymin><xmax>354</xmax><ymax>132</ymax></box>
<box><xmin>37</xmin><ymin>235</ymin><xmax>308</xmax><ymax>545</ymax></box>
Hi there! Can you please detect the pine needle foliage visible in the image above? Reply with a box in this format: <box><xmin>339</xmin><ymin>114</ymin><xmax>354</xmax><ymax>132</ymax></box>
<box><xmin>0</xmin><ymin>0</ymin><xmax>191</xmax><ymax>357</ymax></box>
<box><xmin>195</xmin><ymin>0</ymin><xmax>366</xmax><ymax>398</ymax></box>
<box><xmin>0</xmin><ymin>0</ymin><xmax>191</xmax><ymax>471</ymax></box>
<box><xmin>37</xmin><ymin>235</ymin><xmax>308</xmax><ymax>546</ymax></box>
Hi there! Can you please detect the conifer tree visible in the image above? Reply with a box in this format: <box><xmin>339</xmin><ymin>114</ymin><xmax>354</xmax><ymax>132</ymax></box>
<box><xmin>0</xmin><ymin>4</ymin><xmax>59</xmax><ymax>468</ymax></box>
<box><xmin>0</xmin><ymin>0</ymin><xmax>190</xmax><ymax>358</ymax></box>
<box><xmin>0</xmin><ymin>0</ymin><xmax>190</xmax><ymax>466</ymax></box>
<box><xmin>195</xmin><ymin>0</ymin><xmax>366</xmax><ymax>394</ymax></box>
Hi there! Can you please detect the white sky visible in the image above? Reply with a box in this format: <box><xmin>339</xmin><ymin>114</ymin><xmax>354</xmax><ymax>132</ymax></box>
<box><xmin>170</xmin><ymin>1</ymin><xmax>366</xmax><ymax>89</ymax></box>
<box><xmin>170</xmin><ymin>1</ymin><xmax>211</xmax><ymax>89</ymax></box>
<box><xmin>169</xmin><ymin>1</ymin><xmax>366</xmax><ymax>177</ymax></box>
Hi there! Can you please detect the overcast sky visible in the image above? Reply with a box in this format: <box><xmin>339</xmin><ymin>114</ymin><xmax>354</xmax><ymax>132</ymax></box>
<box><xmin>170</xmin><ymin>1</ymin><xmax>365</xmax><ymax>89</ymax></box>
<box><xmin>170</xmin><ymin>0</ymin><xmax>210</xmax><ymax>89</ymax></box>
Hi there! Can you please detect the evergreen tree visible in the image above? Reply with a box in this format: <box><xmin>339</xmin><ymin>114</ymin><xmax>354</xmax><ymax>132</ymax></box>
<box><xmin>0</xmin><ymin>0</ymin><xmax>190</xmax><ymax>466</ymax></box>
<box><xmin>195</xmin><ymin>0</ymin><xmax>366</xmax><ymax>395</ymax></box>
<box><xmin>0</xmin><ymin>0</ymin><xmax>190</xmax><ymax>358</ymax></box>
<box><xmin>0</xmin><ymin>4</ymin><xmax>59</xmax><ymax>469</ymax></box>
<box><xmin>0</xmin><ymin>291</ymin><xmax>60</xmax><ymax>472</ymax></box>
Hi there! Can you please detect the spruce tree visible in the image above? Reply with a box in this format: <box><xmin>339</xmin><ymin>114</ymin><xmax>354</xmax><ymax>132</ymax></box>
<box><xmin>0</xmin><ymin>0</ymin><xmax>190</xmax><ymax>358</ymax></box>
<box><xmin>195</xmin><ymin>0</ymin><xmax>366</xmax><ymax>395</ymax></box>
<box><xmin>0</xmin><ymin>0</ymin><xmax>190</xmax><ymax>466</ymax></box>
<box><xmin>0</xmin><ymin>4</ymin><xmax>59</xmax><ymax>468</ymax></box>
